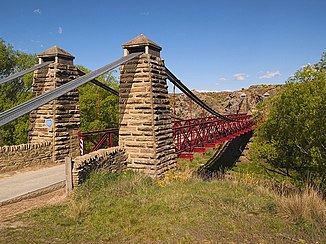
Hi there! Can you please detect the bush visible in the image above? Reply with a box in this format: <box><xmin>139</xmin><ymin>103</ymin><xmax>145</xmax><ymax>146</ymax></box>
<box><xmin>252</xmin><ymin>52</ymin><xmax>326</xmax><ymax>188</ymax></box>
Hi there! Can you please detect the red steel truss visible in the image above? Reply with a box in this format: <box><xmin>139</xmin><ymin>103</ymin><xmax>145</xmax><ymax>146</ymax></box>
<box><xmin>173</xmin><ymin>114</ymin><xmax>254</xmax><ymax>159</ymax></box>
<box><xmin>79</xmin><ymin>115</ymin><xmax>253</xmax><ymax>159</ymax></box>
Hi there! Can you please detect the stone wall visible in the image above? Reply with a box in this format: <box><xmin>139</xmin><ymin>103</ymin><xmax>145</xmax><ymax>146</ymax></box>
<box><xmin>71</xmin><ymin>147</ymin><xmax>127</xmax><ymax>186</ymax></box>
<box><xmin>0</xmin><ymin>141</ymin><xmax>52</xmax><ymax>173</ymax></box>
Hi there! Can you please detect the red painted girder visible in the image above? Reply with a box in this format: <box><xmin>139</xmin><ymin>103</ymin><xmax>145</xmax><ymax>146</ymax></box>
<box><xmin>179</xmin><ymin>153</ymin><xmax>194</xmax><ymax>160</ymax></box>
<box><xmin>194</xmin><ymin>147</ymin><xmax>206</xmax><ymax>153</ymax></box>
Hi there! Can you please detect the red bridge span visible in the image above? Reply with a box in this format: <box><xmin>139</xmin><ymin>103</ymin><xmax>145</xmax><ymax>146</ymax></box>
<box><xmin>79</xmin><ymin>114</ymin><xmax>253</xmax><ymax>161</ymax></box>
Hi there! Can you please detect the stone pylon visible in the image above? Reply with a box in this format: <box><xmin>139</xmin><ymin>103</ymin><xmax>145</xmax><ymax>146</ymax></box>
<box><xmin>29</xmin><ymin>46</ymin><xmax>80</xmax><ymax>164</ymax></box>
<box><xmin>119</xmin><ymin>34</ymin><xmax>176</xmax><ymax>178</ymax></box>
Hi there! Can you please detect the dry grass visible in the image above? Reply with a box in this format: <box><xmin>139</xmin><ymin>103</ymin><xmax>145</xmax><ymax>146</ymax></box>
<box><xmin>229</xmin><ymin>169</ymin><xmax>326</xmax><ymax>226</ymax></box>
<box><xmin>157</xmin><ymin>166</ymin><xmax>194</xmax><ymax>186</ymax></box>
<box><xmin>65</xmin><ymin>197</ymin><xmax>89</xmax><ymax>222</ymax></box>
<box><xmin>277</xmin><ymin>186</ymin><xmax>326</xmax><ymax>227</ymax></box>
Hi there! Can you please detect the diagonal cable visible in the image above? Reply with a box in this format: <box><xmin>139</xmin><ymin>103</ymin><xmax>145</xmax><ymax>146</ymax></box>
<box><xmin>0</xmin><ymin>61</ymin><xmax>53</xmax><ymax>85</ymax></box>
<box><xmin>0</xmin><ymin>52</ymin><xmax>142</xmax><ymax>127</ymax></box>
<box><xmin>166</xmin><ymin>67</ymin><xmax>232</xmax><ymax>121</ymax></box>
<box><xmin>77</xmin><ymin>69</ymin><xmax>119</xmax><ymax>96</ymax></box>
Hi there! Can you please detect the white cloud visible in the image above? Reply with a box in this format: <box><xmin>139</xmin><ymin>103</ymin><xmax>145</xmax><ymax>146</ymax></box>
<box><xmin>233</xmin><ymin>73</ymin><xmax>248</xmax><ymax>81</ymax></box>
<box><xmin>58</xmin><ymin>27</ymin><xmax>63</xmax><ymax>34</ymax></box>
<box><xmin>218</xmin><ymin>77</ymin><xmax>228</xmax><ymax>81</ymax></box>
<box><xmin>33</xmin><ymin>9</ymin><xmax>41</xmax><ymax>14</ymax></box>
<box><xmin>140</xmin><ymin>12</ymin><xmax>150</xmax><ymax>16</ymax></box>
<box><xmin>259</xmin><ymin>71</ymin><xmax>281</xmax><ymax>79</ymax></box>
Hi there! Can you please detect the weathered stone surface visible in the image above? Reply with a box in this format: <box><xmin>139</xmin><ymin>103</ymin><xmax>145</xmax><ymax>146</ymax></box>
<box><xmin>119</xmin><ymin>37</ymin><xmax>176</xmax><ymax>178</ymax></box>
<box><xmin>0</xmin><ymin>142</ymin><xmax>53</xmax><ymax>173</ymax></box>
<box><xmin>29</xmin><ymin>46</ymin><xmax>80</xmax><ymax>164</ymax></box>
<box><xmin>72</xmin><ymin>147</ymin><xmax>127</xmax><ymax>186</ymax></box>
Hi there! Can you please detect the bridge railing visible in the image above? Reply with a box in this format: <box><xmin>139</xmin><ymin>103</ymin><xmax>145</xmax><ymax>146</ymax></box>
<box><xmin>78</xmin><ymin>114</ymin><xmax>253</xmax><ymax>157</ymax></box>
<box><xmin>78</xmin><ymin>128</ymin><xmax>119</xmax><ymax>155</ymax></box>
<box><xmin>173</xmin><ymin>114</ymin><xmax>253</xmax><ymax>157</ymax></box>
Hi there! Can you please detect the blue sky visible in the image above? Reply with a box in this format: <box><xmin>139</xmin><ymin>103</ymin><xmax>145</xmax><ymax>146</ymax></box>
<box><xmin>1</xmin><ymin>0</ymin><xmax>325</xmax><ymax>91</ymax></box>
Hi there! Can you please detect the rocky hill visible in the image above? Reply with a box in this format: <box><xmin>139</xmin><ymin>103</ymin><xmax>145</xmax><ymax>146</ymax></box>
<box><xmin>169</xmin><ymin>84</ymin><xmax>282</xmax><ymax>119</ymax></box>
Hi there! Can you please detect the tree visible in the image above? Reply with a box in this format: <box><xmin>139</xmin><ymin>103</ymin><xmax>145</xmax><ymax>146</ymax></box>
<box><xmin>251</xmin><ymin>52</ymin><xmax>326</xmax><ymax>187</ymax></box>
<box><xmin>0</xmin><ymin>39</ymin><xmax>37</xmax><ymax>146</ymax></box>
<box><xmin>77</xmin><ymin>65</ymin><xmax>119</xmax><ymax>132</ymax></box>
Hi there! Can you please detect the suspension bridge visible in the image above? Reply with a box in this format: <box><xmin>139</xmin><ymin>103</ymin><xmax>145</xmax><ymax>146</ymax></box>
<box><xmin>0</xmin><ymin>34</ymin><xmax>255</xmax><ymax>200</ymax></box>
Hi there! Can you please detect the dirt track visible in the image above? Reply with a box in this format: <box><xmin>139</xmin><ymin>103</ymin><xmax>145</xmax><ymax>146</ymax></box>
<box><xmin>0</xmin><ymin>188</ymin><xmax>66</xmax><ymax>228</ymax></box>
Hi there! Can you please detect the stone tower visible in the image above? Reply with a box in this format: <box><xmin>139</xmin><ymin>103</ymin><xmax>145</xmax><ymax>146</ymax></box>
<box><xmin>29</xmin><ymin>46</ymin><xmax>80</xmax><ymax>164</ymax></box>
<box><xmin>119</xmin><ymin>34</ymin><xmax>176</xmax><ymax>178</ymax></box>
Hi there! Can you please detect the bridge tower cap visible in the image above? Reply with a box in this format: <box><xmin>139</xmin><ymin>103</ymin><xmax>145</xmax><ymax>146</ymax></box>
<box><xmin>37</xmin><ymin>46</ymin><xmax>75</xmax><ymax>64</ymax></box>
<box><xmin>122</xmin><ymin>34</ymin><xmax>162</xmax><ymax>57</ymax></box>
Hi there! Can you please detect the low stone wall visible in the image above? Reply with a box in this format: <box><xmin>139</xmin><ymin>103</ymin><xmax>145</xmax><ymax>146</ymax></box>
<box><xmin>72</xmin><ymin>147</ymin><xmax>127</xmax><ymax>186</ymax></box>
<box><xmin>0</xmin><ymin>141</ymin><xmax>53</xmax><ymax>173</ymax></box>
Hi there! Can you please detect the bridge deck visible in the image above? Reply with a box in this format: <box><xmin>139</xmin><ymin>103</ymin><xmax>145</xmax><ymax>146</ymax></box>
<box><xmin>0</xmin><ymin>164</ymin><xmax>65</xmax><ymax>206</ymax></box>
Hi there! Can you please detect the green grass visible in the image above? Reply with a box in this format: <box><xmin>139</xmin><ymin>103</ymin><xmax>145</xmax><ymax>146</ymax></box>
<box><xmin>230</xmin><ymin>160</ymin><xmax>289</xmax><ymax>181</ymax></box>
<box><xmin>177</xmin><ymin>148</ymin><xmax>217</xmax><ymax>170</ymax></box>
<box><xmin>1</xmin><ymin>169</ymin><xmax>325</xmax><ymax>243</ymax></box>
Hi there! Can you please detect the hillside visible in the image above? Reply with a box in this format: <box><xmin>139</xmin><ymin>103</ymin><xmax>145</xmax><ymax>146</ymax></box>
<box><xmin>170</xmin><ymin>84</ymin><xmax>282</xmax><ymax>119</ymax></box>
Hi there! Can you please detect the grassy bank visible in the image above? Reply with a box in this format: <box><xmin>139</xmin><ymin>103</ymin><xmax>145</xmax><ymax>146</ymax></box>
<box><xmin>1</xmin><ymin>164</ymin><xmax>325</xmax><ymax>243</ymax></box>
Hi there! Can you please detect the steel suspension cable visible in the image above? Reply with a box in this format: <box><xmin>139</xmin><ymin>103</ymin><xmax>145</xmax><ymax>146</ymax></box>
<box><xmin>77</xmin><ymin>69</ymin><xmax>119</xmax><ymax>96</ymax></box>
<box><xmin>0</xmin><ymin>61</ymin><xmax>53</xmax><ymax>86</ymax></box>
<box><xmin>0</xmin><ymin>52</ymin><xmax>143</xmax><ymax>127</ymax></box>
<box><xmin>166</xmin><ymin>67</ymin><xmax>232</xmax><ymax>121</ymax></box>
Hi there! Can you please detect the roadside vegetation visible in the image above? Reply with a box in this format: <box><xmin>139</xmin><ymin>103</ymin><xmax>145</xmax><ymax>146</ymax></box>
<box><xmin>1</xmin><ymin>154</ymin><xmax>325</xmax><ymax>243</ymax></box>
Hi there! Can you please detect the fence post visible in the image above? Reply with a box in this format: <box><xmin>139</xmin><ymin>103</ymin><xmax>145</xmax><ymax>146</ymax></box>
<box><xmin>78</xmin><ymin>132</ymin><xmax>84</xmax><ymax>156</ymax></box>
<box><xmin>65</xmin><ymin>157</ymin><xmax>73</xmax><ymax>193</ymax></box>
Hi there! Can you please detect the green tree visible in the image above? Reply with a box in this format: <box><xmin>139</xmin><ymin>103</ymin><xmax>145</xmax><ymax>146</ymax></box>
<box><xmin>77</xmin><ymin>65</ymin><xmax>119</xmax><ymax>132</ymax></box>
<box><xmin>0</xmin><ymin>39</ymin><xmax>37</xmax><ymax>146</ymax></box>
<box><xmin>252</xmin><ymin>52</ymin><xmax>326</xmax><ymax>187</ymax></box>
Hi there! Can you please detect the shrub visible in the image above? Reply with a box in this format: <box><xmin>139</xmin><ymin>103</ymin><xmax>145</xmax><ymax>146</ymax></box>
<box><xmin>251</xmin><ymin>52</ymin><xmax>326</xmax><ymax>188</ymax></box>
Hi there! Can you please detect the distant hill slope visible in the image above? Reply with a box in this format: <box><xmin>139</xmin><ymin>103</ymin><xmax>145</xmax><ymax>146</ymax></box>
<box><xmin>169</xmin><ymin>84</ymin><xmax>282</xmax><ymax>119</ymax></box>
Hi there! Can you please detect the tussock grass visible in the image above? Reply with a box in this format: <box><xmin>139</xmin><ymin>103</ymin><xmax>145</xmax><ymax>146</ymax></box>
<box><xmin>65</xmin><ymin>198</ymin><xmax>89</xmax><ymax>222</ymax></box>
<box><xmin>277</xmin><ymin>186</ymin><xmax>326</xmax><ymax>227</ymax></box>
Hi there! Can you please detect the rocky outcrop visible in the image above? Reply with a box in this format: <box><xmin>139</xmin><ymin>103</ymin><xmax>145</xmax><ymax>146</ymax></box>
<box><xmin>170</xmin><ymin>84</ymin><xmax>282</xmax><ymax>119</ymax></box>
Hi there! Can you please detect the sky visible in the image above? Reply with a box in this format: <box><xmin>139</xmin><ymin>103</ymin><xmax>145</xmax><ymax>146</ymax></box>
<box><xmin>0</xmin><ymin>0</ymin><xmax>325</xmax><ymax>91</ymax></box>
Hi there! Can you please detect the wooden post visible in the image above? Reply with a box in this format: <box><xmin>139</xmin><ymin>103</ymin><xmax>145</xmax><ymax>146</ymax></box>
<box><xmin>65</xmin><ymin>157</ymin><xmax>73</xmax><ymax>193</ymax></box>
